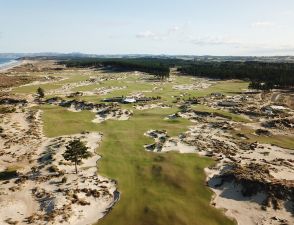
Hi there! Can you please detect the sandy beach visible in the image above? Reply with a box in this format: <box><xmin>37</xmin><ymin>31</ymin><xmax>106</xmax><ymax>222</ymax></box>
<box><xmin>0</xmin><ymin>59</ymin><xmax>25</xmax><ymax>72</ymax></box>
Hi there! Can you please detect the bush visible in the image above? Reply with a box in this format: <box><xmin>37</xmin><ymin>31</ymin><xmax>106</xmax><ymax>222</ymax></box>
<box><xmin>47</xmin><ymin>165</ymin><xmax>59</xmax><ymax>173</ymax></box>
<box><xmin>37</xmin><ymin>87</ymin><xmax>45</xmax><ymax>98</ymax></box>
<box><xmin>61</xmin><ymin>176</ymin><xmax>67</xmax><ymax>183</ymax></box>
<box><xmin>0</xmin><ymin>170</ymin><xmax>18</xmax><ymax>180</ymax></box>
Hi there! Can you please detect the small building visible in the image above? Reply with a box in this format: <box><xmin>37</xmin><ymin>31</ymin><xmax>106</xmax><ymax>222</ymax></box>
<box><xmin>123</xmin><ymin>98</ymin><xmax>136</xmax><ymax>104</ymax></box>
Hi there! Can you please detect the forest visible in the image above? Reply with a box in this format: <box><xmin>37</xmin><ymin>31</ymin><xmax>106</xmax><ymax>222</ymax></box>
<box><xmin>178</xmin><ymin>61</ymin><xmax>294</xmax><ymax>89</ymax></box>
<box><xmin>59</xmin><ymin>58</ymin><xmax>179</xmax><ymax>79</ymax></box>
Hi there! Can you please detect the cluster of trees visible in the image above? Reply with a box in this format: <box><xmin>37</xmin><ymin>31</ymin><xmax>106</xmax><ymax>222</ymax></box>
<box><xmin>178</xmin><ymin>61</ymin><xmax>294</xmax><ymax>89</ymax></box>
<box><xmin>248</xmin><ymin>81</ymin><xmax>274</xmax><ymax>91</ymax></box>
<box><xmin>60</xmin><ymin>58</ymin><xmax>177</xmax><ymax>80</ymax></box>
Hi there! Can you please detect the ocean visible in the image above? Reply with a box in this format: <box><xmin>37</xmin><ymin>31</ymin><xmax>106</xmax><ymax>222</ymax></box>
<box><xmin>0</xmin><ymin>57</ymin><xmax>19</xmax><ymax>69</ymax></box>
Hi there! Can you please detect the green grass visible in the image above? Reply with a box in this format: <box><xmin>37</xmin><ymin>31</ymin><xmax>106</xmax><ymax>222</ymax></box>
<box><xmin>252</xmin><ymin>134</ymin><xmax>294</xmax><ymax>150</ymax></box>
<box><xmin>33</xmin><ymin>72</ymin><xmax>247</xmax><ymax>225</ymax></box>
<box><xmin>192</xmin><ymin>105</ymin><xmax>251</xmax><ymax>123</ymax></box>
<box><xmin>143</xmin><ymin>79</ymin><xmax>249</xmax><ymax>104</ymax></box>
<box><xmin>203</xmin><ymin>80</ymin><xmax>249</xmax><ymax>95</ymax></box>
<box><xmin>41</xmin><ymin>105</ymin><xmax>235</xmax><ymax>225</ymax></box>
<box><xmin>13</xmin><ymin>83</ymin><xmax>62</xmax><ymax>94</ymax></box>
<box><xmin>233</xmin><ymin>126</ymin><xmax>294</xmax><ymax>150</ymax></box>
<box><xmin>13</xmin><ymin>73</ymin><xmax>93</xmax><ymax>94</ymax></box>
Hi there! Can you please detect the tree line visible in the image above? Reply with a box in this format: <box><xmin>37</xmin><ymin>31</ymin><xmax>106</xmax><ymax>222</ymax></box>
<box><xmin>178</xmin><ymin>61</ymin><xmax>294</xmax><ymax>89</ymax></box>
<box><xmin>59</xmin><ymin>57</ymin><xmax>294</xmax><ymax>89</ymax></box>
<box><xmin>60</xmin><ymin>58</ymin><xmax>178</xmax><ymax>79</ymax></box>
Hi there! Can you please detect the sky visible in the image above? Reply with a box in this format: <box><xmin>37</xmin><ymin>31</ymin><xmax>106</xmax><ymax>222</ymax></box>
<box><xmin>0</xmin><ymin>0</ymin><xmax>294</xmax><ymax>55</ymax></box>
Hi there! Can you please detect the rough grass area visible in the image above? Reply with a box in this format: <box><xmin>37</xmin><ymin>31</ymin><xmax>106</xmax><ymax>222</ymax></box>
<box><xmin>12</xmin><ymin>72</ymin><xmax>91</xmax><ymax>94</ymax></box>
<box><xmin>250</xmin><ymin>134</ymin><xmax>294</xmax><ymax>150</ymax></box>
<box><xmin>41</xmin><ymin>105</ymin><xmax>235</xmax><ymax>225</ymax></box>
<box><xmin>233</xmin><ymin>126</ymin><xmax>294</xmax><ymax>150</ymax></box>
<box><xmin>192</xmin><ymin>104</ymin><xmax>251</xmax><ymax>123</ymax></box>
<box><xmin>0</xmin><ymin>75</ymin><xmax>37</xmax><ymax>89</ymax></box>
<box><xmin>144</xmin><ymin>80</ymin><xmax>248</xmax><ymax>103</ymax></box>
<box><xmin>13</xmin><ymin>83</ymin><xmax>62</xmax><ymax>94</ymax></box>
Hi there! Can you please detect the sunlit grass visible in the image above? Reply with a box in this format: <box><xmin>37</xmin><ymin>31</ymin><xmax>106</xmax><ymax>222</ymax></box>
<box><xmin>31</xmin><ymin>71</ymin><xmax>248</xmax><ymax>225</ymax></box>
<box><xmin>235</xmin><ymin>127</ymin><xmax>294</xmax><ymax>150</ymax></box>
<box><xmin>192</xmin><ymin>104</ymin><xmax>251</xmax><ymax>123</ymax></box>
<box><xmin>41</xmin><ymin>105</ymin><xmax>235</xmax><ymax>225</ymax></box>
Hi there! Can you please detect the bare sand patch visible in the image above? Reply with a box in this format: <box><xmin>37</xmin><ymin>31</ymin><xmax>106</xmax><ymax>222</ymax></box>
<box><xmin>135</xmin><ymin>103</ymin><xmax>171</xmax><ymax>110</ymax></box>
<box><xmin>92</xmin><ymin>109</ymin><xmax>132</xmax><ymax>123</ymax></box>
<box><xmin>173</xmin><ymin>80</ymin><xmax>213</xmax><ymax>91</ymax></box>
<box><xmin>0</xmin><ymin>106</ymin><xmax>118</xmax><ymax>225</ymax></box>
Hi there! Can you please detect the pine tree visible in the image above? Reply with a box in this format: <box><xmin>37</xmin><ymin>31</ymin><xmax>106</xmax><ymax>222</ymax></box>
<box><xmin>37</xmin><ymin>87</ymin><xmax>45</xmax><ymax>98</ymax></box>
<box><xmin>62</xmin><ymin>139</ymin><xmax>91</xmax><ymax>174</ymax></box>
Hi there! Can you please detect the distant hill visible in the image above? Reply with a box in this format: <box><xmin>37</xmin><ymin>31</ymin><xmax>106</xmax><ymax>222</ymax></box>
<box><xmin>1</xmin><ymin>53</ymin><xmax>294</xmax><ymax>63</ymax></box>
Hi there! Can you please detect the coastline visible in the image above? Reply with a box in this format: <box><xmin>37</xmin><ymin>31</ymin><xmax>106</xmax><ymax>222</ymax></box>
<box><xmin>0</xmin><ymin>59</ymin><xmax>24</xmax><ymax>72</ymax></box>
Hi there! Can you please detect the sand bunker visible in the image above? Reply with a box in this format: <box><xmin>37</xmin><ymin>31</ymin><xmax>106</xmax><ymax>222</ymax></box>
<box><xmin>135</xmin><ymin>103</ymin><xmax>171</xmax><ymax>110</ymax></box>
<box><xmin>93</xmin><ymin>108</ymin><xmax>132</xmax><ymax>123</ymax></box>
<box><xmin>94</xmin><ymin>86</ymin><xmax>126</xmax><ymax>95</ymax></box>
<box><xmin>143</xmin><ymin>99</ymin><xmax>294</xmax><ymax>225</ymax></box>
<box><xmin>0</xmin><ymin>106</ymin><xmax>118</xmax><ymax>225</ymax></box>
<box><xmin>177</xmin><ymin>115</ymin><xmax>294</xmax><ymax>224</ymax></box>
<box><xmin>173</xmin><ymin>81</ymin><xmax>212</xmax><ymax>91</ymax></box>
<box><xmin>144</xmin><ymin>130</ymin><xmax>196</xmax><ymax>153</ymax></box>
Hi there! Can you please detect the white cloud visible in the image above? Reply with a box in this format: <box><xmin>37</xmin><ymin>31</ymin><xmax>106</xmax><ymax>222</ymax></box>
<box><xmin>135</xmin><ymin>24</ymin><xmax>294</xmax><ymax>55</ymax></box>
<box><xmin>136</xmin><ymin>24</ymin><xmax>187</xmax><ymax>41</ymax></box>
<box><xmin>189</xmin><ymin>36</ymin><xmax>240</xmax><ymax>46</ymax></box>
<box><xmin>251</xmin><ymin>21</ymin><xmax>275</xmax><ymax>28</ymax></box>
<box><xmin>168</xmin><ymin>25</ymin><xmax>180</xmax><ymax>34</ymax></box>
<box><xmin>136</xmin><ymin>30</ymin><xmax>157</xmax><ymax>39</ymax></box>
<box><xmin>187</xmin><ymin>34</ymin><xmax>294</xmax><ymax>55</ymax></box>
<box><xmin>136</xmin><ymin>26</ymin><xmax>181</xmax><ymax>40</ymax></box>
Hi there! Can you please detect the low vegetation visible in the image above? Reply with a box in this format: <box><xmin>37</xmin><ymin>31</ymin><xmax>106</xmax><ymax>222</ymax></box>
<box><xmin>37</xmin><ymin>87</ymin><xmax>45</xmax><ymax>98</ymax></box>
